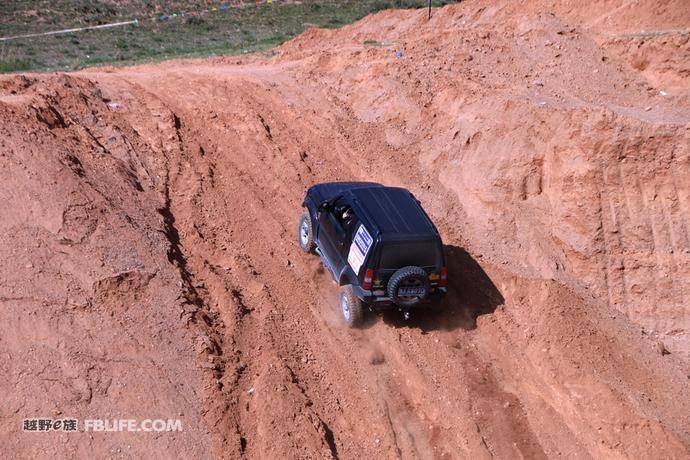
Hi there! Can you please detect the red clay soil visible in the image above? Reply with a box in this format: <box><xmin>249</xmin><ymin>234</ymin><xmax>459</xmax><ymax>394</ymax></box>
<box><xmin>1</xmin><ymin>0</ymin><xmax>688</xmax><ymax>458</ymax></box>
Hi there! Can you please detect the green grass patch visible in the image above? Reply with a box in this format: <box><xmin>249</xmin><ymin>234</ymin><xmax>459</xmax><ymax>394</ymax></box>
<box><xmin>0</xmin><ymin>0</ymin><xmax>459</xmax><ymax>73</ymax></box>
<box><xmin>0</xmin><ymin>58</ymin><xmax>35</xmax><ymax>73</ymax></box>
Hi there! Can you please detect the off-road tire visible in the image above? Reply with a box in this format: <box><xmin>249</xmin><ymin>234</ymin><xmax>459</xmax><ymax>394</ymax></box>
<box><xmin>388</xmin><ymin>266</ymin><xmax>429</xmax><ymax>308</ymax></box>
<box><xmin>340</xmin><ymin>285</ymin><xmax>364</xmax><ymax>328</ymax></box>
<box><xmin>298</xmin><ymin>212</ymin><xmax>315</xmax><ymax>253</ymax></box>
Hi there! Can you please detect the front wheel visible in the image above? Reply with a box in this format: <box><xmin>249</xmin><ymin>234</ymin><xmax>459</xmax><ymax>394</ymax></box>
<box><xmin>340</xmin><ymin>286</ymin><xmax>364</xmax><ymax>328</ymax></box>
<box><xmin>297</xmin><ymin>212</ymin><xmax>315</xmax><ymax>253</ymax></box>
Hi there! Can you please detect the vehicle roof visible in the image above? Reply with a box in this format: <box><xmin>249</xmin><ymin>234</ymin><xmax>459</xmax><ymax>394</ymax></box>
<box><xmin>350</xmin><ymin>186</ymin><xmax>440</xmax><ymax>242</ymax></box>
<box><xmin>307</xmin><ymin>181</ymin><xmax>383</xmax><ymax>202</ymax></box>
<box><xmin>307</xmin><ymin>182</ymin><xmax>441</xmax><ymax>242</ymax></box>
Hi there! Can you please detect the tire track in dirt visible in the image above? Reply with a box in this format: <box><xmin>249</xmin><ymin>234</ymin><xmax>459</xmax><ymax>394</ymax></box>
<box><xmin>113</xmin><ymin>66</ymin><xmax>555</xmax><ymax>459</ymax></box>
<box><xmin>105</xmin><ymin>69</ymin><xmax>459</xmax><ymax>458</ymax></box>
<box><xmin>107</xmin><ymin>74</ymin><xmax>372</xmax><ymax>457</ymax></box>
<box><xmin>96</xmin><ymin>56</ymin><xmax>689</xmax><ymax>458</ymax></box>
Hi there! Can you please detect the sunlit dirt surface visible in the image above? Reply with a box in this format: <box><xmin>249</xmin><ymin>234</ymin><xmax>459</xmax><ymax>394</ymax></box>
<box><xmin>1</xmin><ymin>0</ymin><xmax>688</xmax><ymax>458</ymax></box>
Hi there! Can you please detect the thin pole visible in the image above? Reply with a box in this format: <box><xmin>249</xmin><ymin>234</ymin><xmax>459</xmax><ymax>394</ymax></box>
<box><xmin>0</xmin><ymin>19</ymin><xmax>138</xmax><ymax>42</ymax></box>
<box><xmin>428</xmin><ymin>0</ymin><xmax>432</xmax><ymax>20</ymax></box>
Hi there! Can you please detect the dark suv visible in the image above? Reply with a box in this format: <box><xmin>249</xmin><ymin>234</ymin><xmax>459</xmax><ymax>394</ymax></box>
<box><xmin>298</xmin><ymin>182</ymin><xmax>447</xmax><ymax>327</ymax></box>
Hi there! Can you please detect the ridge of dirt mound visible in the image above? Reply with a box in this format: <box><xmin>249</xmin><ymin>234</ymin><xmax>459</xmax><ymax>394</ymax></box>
<box><xmin>1</xmin><ymin>0</ymin><xmax>688</xmax><ymax>458</ymax></box>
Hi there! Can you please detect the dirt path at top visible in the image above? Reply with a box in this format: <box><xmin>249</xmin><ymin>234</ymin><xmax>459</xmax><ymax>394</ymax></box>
<box><xmin>1</xmin><ymin>0</ymin><xmax>689</xmax><ymax>458</ymax></box>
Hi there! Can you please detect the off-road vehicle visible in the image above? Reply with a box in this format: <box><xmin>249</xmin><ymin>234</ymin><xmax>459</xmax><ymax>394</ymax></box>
<box><xmin>298</xmin><ymin>182</ymin><xmax>447</xmax><ymax>327</ymax></box>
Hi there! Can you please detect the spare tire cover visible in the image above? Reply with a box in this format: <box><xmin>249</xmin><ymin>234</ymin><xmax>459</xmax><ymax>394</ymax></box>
<box><xmin>387</xmin><ymin>266</ymin><xmax>429</xmax><ymax>307</ymax></box>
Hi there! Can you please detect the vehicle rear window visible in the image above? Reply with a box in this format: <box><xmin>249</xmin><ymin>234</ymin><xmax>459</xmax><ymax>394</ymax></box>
<box><xmin>378</xmin><ymin>241</ymin><xmax>441</xmax><ymax>269</ymax></box>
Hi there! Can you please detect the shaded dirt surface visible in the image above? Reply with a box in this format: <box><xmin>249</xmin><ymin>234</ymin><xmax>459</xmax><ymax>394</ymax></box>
<box><xmin>1</xmin><ymin>1</ymin><xmax>688</xmax><ymax>458</ymax></box>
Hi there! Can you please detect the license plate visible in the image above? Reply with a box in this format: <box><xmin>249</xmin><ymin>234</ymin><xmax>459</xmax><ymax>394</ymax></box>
<box><xmin>398</xmin><ymin>287</ymin><xmax>425</xmax><ymax>297</ymax></box>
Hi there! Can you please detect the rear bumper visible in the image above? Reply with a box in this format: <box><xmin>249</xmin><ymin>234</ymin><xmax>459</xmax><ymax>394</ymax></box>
<box><xmin>353</xmin><ymin>285</ymin><xmax>447</xmax><ymax>308</ymax></box>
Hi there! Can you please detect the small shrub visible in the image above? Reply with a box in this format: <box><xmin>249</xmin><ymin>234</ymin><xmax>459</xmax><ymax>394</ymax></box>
<box><xmin>185</xmin><ymin>16</ymin><xmax>206</xmax><ymax>26</ymax></box>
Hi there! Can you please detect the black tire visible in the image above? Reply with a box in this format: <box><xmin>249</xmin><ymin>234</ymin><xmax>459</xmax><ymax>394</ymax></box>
<box><xmin>297</xmin><ymin>212</ymin><xmax>315</xmax><ymax>253</ymax></box>
<box><xmin>387</xmin><ymin>266</ymin><xmax>429</xmax><ymax>308</ymax></box>
<box><xmin>340</xmin><ymin>285</ymin><xmax>364</xmax><ymax>328</ymax></box>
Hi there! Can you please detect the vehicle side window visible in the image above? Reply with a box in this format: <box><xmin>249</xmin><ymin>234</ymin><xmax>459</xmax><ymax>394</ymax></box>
<box><xmin>334</xmin><ymin>204</ymin><xmax>358</xmax><ymax>237</ymax></box>
<box><xmin>343</xmin><ymin>212</ymin><xmax>359</xmax><ymax>241</ymax></box>
<box><xmin>333</xmin><ymin>201</ymin><xmax>348</xmax><ymax>225</ymax></box>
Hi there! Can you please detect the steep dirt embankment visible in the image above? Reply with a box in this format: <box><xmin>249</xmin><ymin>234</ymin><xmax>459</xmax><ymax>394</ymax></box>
<box><xmin>278</xmin><ymin>0</ymin><xmax>690</xmax><ymax>357</ymax></box>
<box><xmin>0</xmin><ymin>75</ymin><xmax>215</xmax><ymax>457</ymax></box>
<box><xmin>1</xmin><ymin>0</ymin><xmax>688</xmax><ymax>459</ymax></box>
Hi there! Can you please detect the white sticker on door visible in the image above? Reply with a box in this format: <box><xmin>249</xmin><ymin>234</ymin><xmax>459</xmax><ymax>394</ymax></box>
<box><xmin>347</xmin><ymin>224</ymin><xmax>373</xmax><ymax>275</ymax></box>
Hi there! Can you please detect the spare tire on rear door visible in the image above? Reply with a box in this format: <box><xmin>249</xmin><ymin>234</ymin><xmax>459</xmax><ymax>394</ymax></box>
<box><xmin>387</xmin><ymin>266</ymin><xmax>429</xmax><ymax>308</ymax></box>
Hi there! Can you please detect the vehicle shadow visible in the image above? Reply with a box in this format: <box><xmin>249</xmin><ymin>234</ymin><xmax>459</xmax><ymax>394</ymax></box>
<box><xmin>374</xmin><ymin>245</ymin><xmax>505</xmax><ymax>333</ymax></box>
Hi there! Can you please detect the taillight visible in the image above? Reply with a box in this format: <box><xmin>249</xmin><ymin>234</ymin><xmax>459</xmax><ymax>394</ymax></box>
<box><xmin>362</xmin><ymin>269</ymin><xmax>374</xmax><ymax>290</ymax></box>
<box><xmin>439</xmin><ymin>266</ymin><xmax>448</xmax><ymax>287</ymax></box>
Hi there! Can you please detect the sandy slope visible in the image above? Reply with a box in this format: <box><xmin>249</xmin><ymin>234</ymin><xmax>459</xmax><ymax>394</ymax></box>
<box><xmin>0</xmin><ymin>0</ymin><xmax>688</xmax><ymax>458</ymax></box>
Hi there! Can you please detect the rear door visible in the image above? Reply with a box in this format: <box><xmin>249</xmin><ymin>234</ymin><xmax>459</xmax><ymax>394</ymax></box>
<box><xmin>373</xmin><ymin>240</ymin><xmax>442</xmax><ymax>286</ymax></box>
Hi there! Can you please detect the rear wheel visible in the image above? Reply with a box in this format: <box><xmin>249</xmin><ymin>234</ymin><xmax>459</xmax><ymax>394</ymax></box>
<box><xmin>340</xmin><ymin>286</ymin><xmax>364</xmax><ymax>328</ymax></box>
<box><xmin>297</xmin><ymin>212</ymin><xmax>315</xmax><ymax>253</ymax></box>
